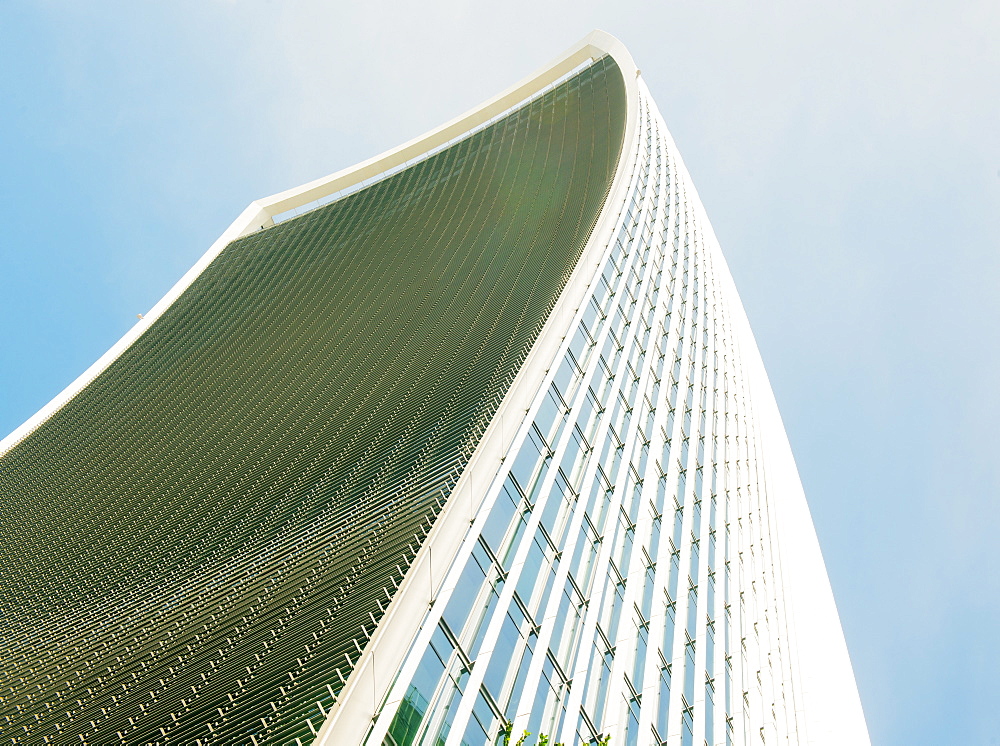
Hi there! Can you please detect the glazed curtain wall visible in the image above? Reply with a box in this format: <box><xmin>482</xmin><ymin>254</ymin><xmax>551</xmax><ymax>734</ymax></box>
<box><xmin>0</xmin><ymin>58</ymin><xmax>625</xmax><ymax>745</ymax></box>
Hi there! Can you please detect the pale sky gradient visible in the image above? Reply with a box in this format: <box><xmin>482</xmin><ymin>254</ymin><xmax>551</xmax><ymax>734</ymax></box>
<box><xmin>2</xmin><ymin>3</ymin><xmax>998</xmax><ymax>743</ymax></box>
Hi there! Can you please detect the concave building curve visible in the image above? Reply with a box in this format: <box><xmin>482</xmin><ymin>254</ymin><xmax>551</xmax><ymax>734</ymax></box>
<box><xmin>0</xmin><ymin>31</ymin><xmax>869</xmax><ymax>746</ymax></box>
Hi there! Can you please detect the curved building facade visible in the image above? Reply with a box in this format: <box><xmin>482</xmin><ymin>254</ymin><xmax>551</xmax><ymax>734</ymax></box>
<box><xmin>0</xmin><ymin>32</ymin><xmax>868</xmax><ymax>746</ymax></box>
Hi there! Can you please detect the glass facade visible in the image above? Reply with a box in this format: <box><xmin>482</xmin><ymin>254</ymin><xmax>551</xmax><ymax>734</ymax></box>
<box><xmin>0</xmin><ymin>59</ymin><xmax>625</xmax><ymax>745</ymax></box>
<box><xmin>368</xmin><ymin>85</ymin><xmax>801</xmax><ymax>746</ymax></box>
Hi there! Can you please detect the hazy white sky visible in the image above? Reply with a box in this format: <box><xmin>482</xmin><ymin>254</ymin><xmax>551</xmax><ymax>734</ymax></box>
<box><xmin>2</xmin><ymin>2</ymin><xmax>998</xmax><ymax>742</ymax></box>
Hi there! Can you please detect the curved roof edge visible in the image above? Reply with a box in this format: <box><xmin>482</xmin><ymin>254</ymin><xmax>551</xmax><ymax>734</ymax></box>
<box><xmin>0</xmin><ymin>30</ymin><xmax>637</xmax><ymax>458</ymax></box>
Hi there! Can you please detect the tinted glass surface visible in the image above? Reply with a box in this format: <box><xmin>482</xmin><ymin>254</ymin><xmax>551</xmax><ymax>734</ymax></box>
<box><xmin>0</xmin><ymin>57</ymin><xmax>625</xmax><ymax>744</ymax></box>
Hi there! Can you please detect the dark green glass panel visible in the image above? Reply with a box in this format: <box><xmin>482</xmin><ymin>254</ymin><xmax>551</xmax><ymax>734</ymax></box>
<box><xmin>0</xmin><ymin>57</ymin><xmax>625</xmax><ymax>745</ymax></box>
<box><xmin>384</xmin><ymin>686</ymin><xmax>429</xmax><ymax>746</ymax></box>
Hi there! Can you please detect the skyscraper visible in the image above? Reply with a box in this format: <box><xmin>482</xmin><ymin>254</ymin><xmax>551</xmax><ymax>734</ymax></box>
<box><xmin>0</xmin><ymin>30</ymin><xmax>868</xmax><ymax>746</ymax></box>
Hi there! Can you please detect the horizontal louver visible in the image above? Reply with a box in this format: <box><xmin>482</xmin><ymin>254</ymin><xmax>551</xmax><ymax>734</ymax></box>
<box><xmin>0</xmin><ymin>57</ymin><xmax>625</xmax><ymax>744</ymax></box>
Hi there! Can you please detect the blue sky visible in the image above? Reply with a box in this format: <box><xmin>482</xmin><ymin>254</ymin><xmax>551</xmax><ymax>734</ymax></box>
<box><xmin>2</xmin><ymin>2</ymin><xmax>998</xmax><ymax>743</ymax></box>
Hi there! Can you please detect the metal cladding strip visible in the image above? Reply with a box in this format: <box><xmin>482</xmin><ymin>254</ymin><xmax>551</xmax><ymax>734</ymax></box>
<box><xmin>314</xmin><ymin>32</ymin><xmax>641</xmax><ymax>745</ymax></box>
<box><xmin>0</xmin><ymin>42</ymin><xmax>627</xmax><ymax>746</ymax></box>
